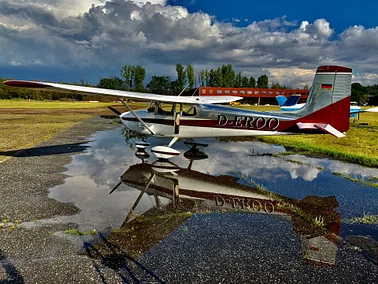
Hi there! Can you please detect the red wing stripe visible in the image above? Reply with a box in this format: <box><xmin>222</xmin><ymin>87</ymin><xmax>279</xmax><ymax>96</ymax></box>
<box><xmin>3</xmin><ymin>81</ymin><xmax>50</xmax><ymax>88</ymax></box>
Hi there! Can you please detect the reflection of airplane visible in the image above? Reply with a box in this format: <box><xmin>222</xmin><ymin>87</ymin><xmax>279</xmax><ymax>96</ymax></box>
<box><xmin>276</xmin><ymin>94</ymin><xmax>378</xmax><ymax>118</ymax></box>
<box><xmin>5</xmin><ymin>66</ymin><xmax>354</xmax><ymax>158</ymax></box>
<box><xmin>107</xmin><ymin>148</ymin><xmax>341</xmax><ymax>266</ymax></box>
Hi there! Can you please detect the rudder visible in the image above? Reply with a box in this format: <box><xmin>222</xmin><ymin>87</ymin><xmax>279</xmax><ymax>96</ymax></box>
<box><xmin>296</xmin><ymin>66</ymin><xmax>352</xmax><ymax>133</ymax></box>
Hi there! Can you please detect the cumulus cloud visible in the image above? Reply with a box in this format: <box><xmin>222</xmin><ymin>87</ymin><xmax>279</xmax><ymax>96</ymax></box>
<box><xmin>0</xmin><ymin>0</ymin><xmax>377</xmax><ymax>85</ymax></box>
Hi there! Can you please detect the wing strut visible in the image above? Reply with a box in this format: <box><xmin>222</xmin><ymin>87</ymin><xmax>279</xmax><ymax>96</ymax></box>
<box><xmin>120</xmin><ymin>99</ymin><xmax>155</xmax><ymax>135</ymax></box>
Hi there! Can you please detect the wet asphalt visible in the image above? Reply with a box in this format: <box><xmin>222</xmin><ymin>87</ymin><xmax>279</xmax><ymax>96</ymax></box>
<box><xmin>0</xmin><ymin>116</ymin><xmax>121</xmax><ymax>283</ymax></box>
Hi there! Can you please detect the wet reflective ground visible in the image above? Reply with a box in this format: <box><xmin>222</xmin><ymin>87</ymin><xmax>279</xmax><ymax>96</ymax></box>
<box><xmin>49</xmin><ymin>126</ymin><xmax>378</xmax><ymax>282</ymax></box>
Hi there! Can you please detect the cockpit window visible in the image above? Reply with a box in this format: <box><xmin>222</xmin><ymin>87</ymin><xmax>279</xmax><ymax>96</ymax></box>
<box><xmin>182</xmin><ymin>105</ymin><xmax>196</xmax><ymax>116</ymax></box>
<box><xmin>148</xmin><ymin>102</ymin><xmax>196</xmax><ymax>116</ymax></box>
<box><xmin>147</xmin><ymin>101</ymin><xmax>156</xmax><ymax>113</ymax></box>
<box><xmin>156</xmin><ymin>103</ymin><xmax>174</xmax><ymax>115</ymax></box>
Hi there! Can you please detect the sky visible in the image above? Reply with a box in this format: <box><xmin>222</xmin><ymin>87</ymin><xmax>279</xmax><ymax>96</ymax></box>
<box><xmin>0</xmin><ymin>0</ymin><xmax>378</xmax><ymax>88</ymax></box>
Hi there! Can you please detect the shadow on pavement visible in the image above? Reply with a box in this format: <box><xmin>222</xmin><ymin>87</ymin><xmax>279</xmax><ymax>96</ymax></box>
<box><xmin>0</xmin><ymin>142</ymin><xmax>90</xmax><ymax>158</ymax></box>
<box><xmin>84</xmin><ymin>234</ymin><xmax>165</xmax><ymax>283</ymax></box>
<box><xmin>0</xmin><ymin>249</ymin><xmax>24</xmax><ymax>283</ymax></box>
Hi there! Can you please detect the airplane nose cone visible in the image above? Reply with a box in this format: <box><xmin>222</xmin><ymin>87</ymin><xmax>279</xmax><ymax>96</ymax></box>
<box><xmin>120</xmin><ymin>110</ymin><xmax>148</xmax><ymax>134</ymax></box>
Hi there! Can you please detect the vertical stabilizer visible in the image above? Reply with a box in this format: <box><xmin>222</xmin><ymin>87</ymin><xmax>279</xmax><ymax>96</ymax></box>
<box><xmin>276</xmin><ymin>95</ymin><xmax>288</xmax><ymax>106</ymax></box>
<box><xmin>283</xmin><ymin>94</ymin><xmax>301</xmax><ymax>107</ymax></box>
<box><xmin>296</xmin><ymin>66</ymin><xmax>352</xmax><ymax>133</ymax></box>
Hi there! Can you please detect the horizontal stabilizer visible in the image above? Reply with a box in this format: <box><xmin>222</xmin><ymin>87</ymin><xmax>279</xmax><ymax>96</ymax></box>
<box><xmin>365</xmin><ymin>107</ymin><xmax>378</xmax><ymax>113</ymax></box>
<box><xmin>297</xmin><ymin>122</ymin><xmax>345</xmax><ymax>138</ymax></box>
<box><xmin>314</xmin><ymin>124</ymin><xmax>345</xmax><ymax>138</ymax></box>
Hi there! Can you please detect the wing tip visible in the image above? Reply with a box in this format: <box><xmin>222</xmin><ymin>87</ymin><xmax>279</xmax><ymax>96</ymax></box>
<box><xmin>3</xmin><ymin>80</ymin><xmax>50</xmax><ymax>88</ymax></box>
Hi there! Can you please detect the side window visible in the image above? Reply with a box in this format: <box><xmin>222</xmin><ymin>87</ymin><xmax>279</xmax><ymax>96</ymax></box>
<box><xmin>147</xmin><ymin>101</ymin><xmax>156</xmax><ymax>113</ymax></box>
<box><xmin>182</xmin><ymin>105</ymin><xmax>196</xmax><ymax>116</ymax></box>
<box><xmin>156</xmin><ymin>103</ymin><xmax>174</xmax><ymax>115</ymax></box>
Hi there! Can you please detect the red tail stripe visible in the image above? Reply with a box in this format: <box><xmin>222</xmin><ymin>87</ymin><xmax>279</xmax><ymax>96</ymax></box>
<box><xmin>317</xmin><ymin>66</ymin><xmax>352</xmax><ymax>73</ymax></box>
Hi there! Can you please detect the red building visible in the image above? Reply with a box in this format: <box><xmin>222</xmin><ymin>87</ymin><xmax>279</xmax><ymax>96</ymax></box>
<box><xmin>198</xmin><ymin>87</ymin><xmax>309</xmax><ymax>105</ymax></box>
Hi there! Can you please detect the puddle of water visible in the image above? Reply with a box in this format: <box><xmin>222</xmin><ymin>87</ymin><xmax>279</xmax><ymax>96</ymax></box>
<box><xmin>49</xmin><ymin>127</ymin><xmax>378</xmax><ymax>229</ymax></box>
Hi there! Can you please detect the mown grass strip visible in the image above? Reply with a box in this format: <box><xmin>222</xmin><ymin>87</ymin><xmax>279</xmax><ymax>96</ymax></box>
<box><xmin>0</xmin><ymin>113</ymin><xmax>92</xmax><ymax>162</ymax></box>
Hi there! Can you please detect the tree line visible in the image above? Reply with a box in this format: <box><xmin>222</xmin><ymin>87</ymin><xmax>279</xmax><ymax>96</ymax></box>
<box><xmin>1</xmin><ymin>64</ymin><xmax>377</xmax><ymax>104</ymax></box>
<box><xmin>351</xmin><ymin>83</ymin><xmax>378</xmax><ymax>105</ymax></box>
<box><xmin>0</xmin><ymin>63</ymin><xmax>285</xmax><ymax>100</ymax></box>
<box><xmin>96</xmin><ymin>63</ymin><xmax>285</xmax><ymax>95</ymax></box>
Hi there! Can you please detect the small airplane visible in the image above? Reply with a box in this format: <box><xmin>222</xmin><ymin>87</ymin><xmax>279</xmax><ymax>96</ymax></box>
<box><xmin>3</xmin><ymin>65</ymin><xmax>359</xmax><ymax>158</ymax></box>
<box><xmin>276</xmin><ymin>94</ymin><xmax>378</xmax><ymax>118</ymax></box>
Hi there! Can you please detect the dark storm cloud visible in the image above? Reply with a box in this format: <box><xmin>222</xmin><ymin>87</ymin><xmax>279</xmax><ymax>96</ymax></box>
<box><xmin>0</xmin><ymin>0</ymin><xmax>378</xmax><ymax>85</ymax></box>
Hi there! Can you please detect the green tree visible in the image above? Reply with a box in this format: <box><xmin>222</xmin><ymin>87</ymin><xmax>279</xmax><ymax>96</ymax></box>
<box><xmin>133</xmin><ymin>65</ymin><xmax>146</xmax><ymax>92</ymax></box>
<box><xmin>249</xmin><ymin>76</ymin><xmax>256</xmax><ymax>88</ymax></box>
<box><xmin>176</xmin><ymin>63</ymin><xmax>186</xmax><ymax>93</ymax></box>
<box><xmin>241</xmin><ymin>76</ymin><xmax>249</xmax><ymax>88</ymax></box>
<box><xmin>186</xmin><ymin>64</ymin><xmax>195</xmax><ymax>89</ymax></box>
<box><xmin>257</xmin><ymin>74</ymin><xmax>269</xmax><ymax>88</ymax></box>
<box><xmin>208</xmin><ymin>69</ymin><xmax>216</xmax><ymax>87</ymax></box>
<box><xmin>197</xmin><ymin>70</ymin><xmax>206</xmax><ymax>87</ymax></box>
<box><xmin>97</xmin><ymin>77</ymin><xmax>123</xmax><ymax>90</ymax></box>
<box><xmin>120</xmin><ymin>65</ymin><xmax>135</xmax><ymax>90</ymax></box>
<box><xmin>170</xmin><ymin>80</ymin><xmax>178</xmax><ymax>94</ymax></box>
<box><xmin>205</xmin><ymin>70</ymin><xmax>210</xmax><ymax>87</ymax></box>
<box><xmin>146</xmin><ymin>76</ymin><xmax>172</xmax><ymax>94</ymax></box>
<box><xmin>221</xmin><ymin>64</ymin><xmax>235</xmax><ymax>87</ymax></box>
<box><xmin>271</xmin><ymin>82</ymin><xmax>284</xmax><ymax>89</ymax></box>
<box><xmin>214</xmin><ymin>67</ymin><xmax>224</xmax><ymax>87</ymax></box>
<box><xmin>351</xmin><ymin>82</ymin><xmax>365</xmax><ymax>105</ymax></box>
<box><xmin>234</xmin><ymin>72</ymin><xmax>242</xmax><ymax>88</ymax></box>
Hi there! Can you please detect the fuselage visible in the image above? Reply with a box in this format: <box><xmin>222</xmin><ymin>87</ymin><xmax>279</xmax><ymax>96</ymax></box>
<box><xmin>120</xmin><ymin>103</ymin><xmax>305</xmax><ymax>138</ymax></box>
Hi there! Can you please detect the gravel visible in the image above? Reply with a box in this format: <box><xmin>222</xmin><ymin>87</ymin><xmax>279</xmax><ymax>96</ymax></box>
<box><xmin>0</xmin><ymin>116</ymin><xmax>122</xmax><ymax>283</ymax></box>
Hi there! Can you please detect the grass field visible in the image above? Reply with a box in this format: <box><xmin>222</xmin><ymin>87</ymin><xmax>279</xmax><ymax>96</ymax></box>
<box><xmin>0</xmin><ymin>113</ymin><xmax>92</xmax><ymax>162</ymax></box>
<box><xmin>1</xmin><ymin>100</ymin><xmax>378</xmax><ymax>167</ymax></box>
<box><xmin>239</xmin><ymin>105</ymin><xmax>378</xmax><ymax>167</ymax></box>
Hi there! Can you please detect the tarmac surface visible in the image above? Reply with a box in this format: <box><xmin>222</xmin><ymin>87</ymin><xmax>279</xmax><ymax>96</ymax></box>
<box><xmin>0</xmin><ymin>116</ymin><xmax>122</xmax><ymax>283</ymax></box>
<box><xmin>1</xmin><ymin>116</ymin><xmax>378</xmax><ymax>283</ymax></box>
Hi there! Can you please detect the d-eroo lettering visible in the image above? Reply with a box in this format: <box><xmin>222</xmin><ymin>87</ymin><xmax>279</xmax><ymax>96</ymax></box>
<box><xmin>216</xmin><ymin>115</ymin><xmax>279</xmax><ymax>130</ymax></box>
<box><xmin>214</xmin><ymin>195</ymin><xmax>275</xmax><ymax>213</ymax></box>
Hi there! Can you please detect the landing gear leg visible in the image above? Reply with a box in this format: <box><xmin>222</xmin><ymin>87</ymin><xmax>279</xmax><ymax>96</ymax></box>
<box><xmin>168</xmin><ymin>137</ymin><xmax>179</xmax><ymax>147</ymax></box>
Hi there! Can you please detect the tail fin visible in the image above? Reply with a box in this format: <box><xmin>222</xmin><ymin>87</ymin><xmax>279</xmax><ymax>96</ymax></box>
<box><xmin>276</xmin><ymin>95</ymin><xmax>287</xmax><ymax>107</ymax></box>
<box><xmin>283</xmin><ymin>94</ymin><xmax>301</xmax><ymax>106</ymax></box>
<box><xmin>296</xmin><ymin>66</ymin><xmax>352</xmax><ymax>133</ymax></box>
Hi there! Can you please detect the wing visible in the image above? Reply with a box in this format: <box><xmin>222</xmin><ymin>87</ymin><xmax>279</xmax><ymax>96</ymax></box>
<box><xmin>3</xmin><ymin>80</ymin><xmax>242</xmax><ymax>104</ymax></box>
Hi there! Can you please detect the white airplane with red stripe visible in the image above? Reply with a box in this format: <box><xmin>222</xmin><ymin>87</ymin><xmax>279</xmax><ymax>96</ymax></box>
<box><xmin>4</xmin><ymin>65</ymin><xmax>354</xmax><ymax>158</ymax></box>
